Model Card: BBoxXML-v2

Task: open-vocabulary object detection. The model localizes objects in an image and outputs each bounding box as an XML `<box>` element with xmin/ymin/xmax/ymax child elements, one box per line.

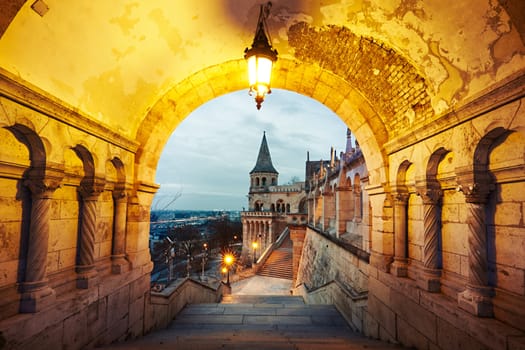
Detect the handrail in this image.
<box><xmin>307</xmin><ymin>224</ymin><xmax>370</xmax><ymax>263</ymax></box>
<box><xmin>255</xmin><ymin>227</ymin><xmax>289</xmax><ymax>267</ymax></box>
<box><xmin>297</xmin><ymin>279</ymin><xmax>368</xmax><ymax>301</ymax></box>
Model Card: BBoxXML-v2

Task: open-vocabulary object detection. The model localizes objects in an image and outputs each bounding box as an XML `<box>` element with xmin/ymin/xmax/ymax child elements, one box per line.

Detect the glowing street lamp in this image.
<box><xmin>244</xmin><ymin>1</ymin><xmax>278</xmax><ymax>110</ymax></box>
<box><xmin>252</xmin><ymin>241</ymin><xmax>258</xmax><ymax>264</ymax></box>
<box><xmin>223</xmin><ymin>253</ymin><xmax>235</xmax><ymax>286</ymax></box>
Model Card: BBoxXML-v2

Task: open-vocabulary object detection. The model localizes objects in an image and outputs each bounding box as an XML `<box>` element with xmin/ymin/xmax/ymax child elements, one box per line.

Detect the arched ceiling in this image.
<box><xmin>0</xmin><ymin>0</ymin><xmax>524</xmax><ymax>145</ymax></box>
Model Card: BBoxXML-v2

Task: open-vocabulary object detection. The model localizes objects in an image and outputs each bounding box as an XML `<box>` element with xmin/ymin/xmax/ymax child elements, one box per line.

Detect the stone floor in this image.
<box><xmin>99</xmin><ymin>276</ymin><xmax>405</xmax><ymax>349</ymax></box>
<box><xmin>231</xmin><ymin>275</ymin><xmax>292</xmax><ymax>295</ymax></box>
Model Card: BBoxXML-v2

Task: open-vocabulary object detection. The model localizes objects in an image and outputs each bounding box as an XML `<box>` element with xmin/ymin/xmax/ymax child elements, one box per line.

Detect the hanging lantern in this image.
<box><xmin>244</xmin><ymin>2</ymin><xmax>278</xmax><ymax>110</ymax></box>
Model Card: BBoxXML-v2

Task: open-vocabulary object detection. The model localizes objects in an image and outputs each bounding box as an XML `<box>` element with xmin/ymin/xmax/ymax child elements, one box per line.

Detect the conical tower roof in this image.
<box><xmin>250</xmin><ymin>132</ymin><xmax>278</xmax><ymax>174</ymax></box>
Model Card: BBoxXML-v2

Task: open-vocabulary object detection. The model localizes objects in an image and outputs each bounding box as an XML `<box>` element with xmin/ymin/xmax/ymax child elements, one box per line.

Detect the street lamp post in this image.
<box><xmin>223</xmin><ymin>253</ymin><xmax>234</xmax><ymax>286</ymax></box>
<box><xmin>201</xmin><ymin>243</ymin><xmax>208</xmax><ymax>280</ymax></box>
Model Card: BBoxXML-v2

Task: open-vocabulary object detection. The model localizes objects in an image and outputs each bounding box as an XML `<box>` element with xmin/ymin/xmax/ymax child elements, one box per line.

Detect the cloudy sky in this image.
<box><xmin>154</xmin><ymin>89</ymin><xmax>349</xmax><ymax>211</ymax></box>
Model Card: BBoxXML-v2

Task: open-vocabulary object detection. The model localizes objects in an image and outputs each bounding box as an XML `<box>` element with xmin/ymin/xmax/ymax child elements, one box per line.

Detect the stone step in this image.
<box><xmin>221</xmin><ymin>295</ymin><xmax>304</xmax><ymax>304</ymax></box>
<box><xmin>99</xmin><ymin>297</ymin><xmax>404</xmax><ymax>349</ymax></box>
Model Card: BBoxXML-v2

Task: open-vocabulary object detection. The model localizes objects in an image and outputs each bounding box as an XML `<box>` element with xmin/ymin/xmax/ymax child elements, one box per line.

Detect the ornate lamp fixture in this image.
<box><xmin>244</xmin><ymin>2</ymin><xmax>278</xmax><ymax>110</ymax></box>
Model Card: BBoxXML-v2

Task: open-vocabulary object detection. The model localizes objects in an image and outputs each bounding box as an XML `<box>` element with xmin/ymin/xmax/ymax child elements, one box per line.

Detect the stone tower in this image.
<box><xmin>249</xmin><ymin>131</ymin><xmax>279</xmax><ymax>210</ymax></box>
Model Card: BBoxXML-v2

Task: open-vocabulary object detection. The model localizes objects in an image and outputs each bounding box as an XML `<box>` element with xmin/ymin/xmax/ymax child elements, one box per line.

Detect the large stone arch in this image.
<box><xmin>135</xmin><ymin>58</ymin><xmax>392</xmax><ymax>189</ymax></box>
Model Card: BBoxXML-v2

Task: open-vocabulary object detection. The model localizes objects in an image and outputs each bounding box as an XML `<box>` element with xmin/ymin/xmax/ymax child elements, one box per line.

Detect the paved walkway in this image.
<box><xmin>101</xmin><ymin>294</ymin><xmax>404</xmax><ymax>350</ymax></box>
<box><xmin>231</xmin><ymin>275</ymin><xmax>292</xmax><ymax>295</ymax></box>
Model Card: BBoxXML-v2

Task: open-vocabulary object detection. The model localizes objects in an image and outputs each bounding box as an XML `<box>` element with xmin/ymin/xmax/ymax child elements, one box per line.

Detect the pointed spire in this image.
<box><xmin>345</xmin><ymin>128</ymin><xmax>353</xmax><ymax>154</ymax></box>
<box><xmin>250</xmin><ymin>131</ymin><xmax>278</xmax><ymax>174</ymax></box>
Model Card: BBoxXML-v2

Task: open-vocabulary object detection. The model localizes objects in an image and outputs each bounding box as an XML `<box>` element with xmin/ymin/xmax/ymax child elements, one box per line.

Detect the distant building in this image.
<box><xmin>240</xmin><ymin>132</ymin><xmax>307</xmax><ymax>264</ymax></box>
<box><xmin>241</xmin><ymin>129</ymin><xmax>369</xmax><ymax>263</ymax></box>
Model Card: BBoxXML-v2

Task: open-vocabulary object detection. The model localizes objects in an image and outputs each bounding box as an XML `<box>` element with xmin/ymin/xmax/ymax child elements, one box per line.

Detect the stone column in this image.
<box><xmin>322</xmin><ymin>191</ymin><xmax>335</xmax><ymax>234</ymax></box>
<box><xmin>354</xmin><ymin>185</ymin><xmax>362</xmax><ymax>222</ymax></box>
<box><xmin>20</xmin><ymin>173</ymin><xmax>62</xmax><ymax>313</ymax></box>
<box><xmin>289</xmin><ymin>225</ymin><xmax>306</xmax><ymax>283</ymax></box>
<box><xmin>336</xmin><ymin>187</ymin><xmax>353</xmax><ymax>237</ymax></box>
<box><xmin>417</xmin><ymin>185</ymin><xmax>442</xmax><ymax>292</ymax></box>
<box><xmin>457</xmin><ymin>182</ymin><xmax>494</xmax><ymax>317</ymax></box>
<box><xmin>391</xmin><ymin>192</ymin><xmax>409</xmax><ymax>277</ymax></box>
<box><xmin>76</xmin><ymin>179</ymin><xmax>104</xmax><ymax>289</ymax></box>
<box><xmin>111</xmin><ymin>189</ymin><xmax>128</xmax><ymax>274</ymax></box>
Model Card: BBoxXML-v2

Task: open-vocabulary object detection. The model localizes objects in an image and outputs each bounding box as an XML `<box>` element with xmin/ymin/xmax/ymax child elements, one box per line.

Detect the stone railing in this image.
<box><xmin>253</xmin><ymin>227</ymin><xmax>289</xmax><ymax>273</ymax></box>
<box><xmin>308</xmin><ymin>224</ymin><xmax>370</xmax><ymax>262</ymax></box>
<box><xmin>241</xmin><ymin>211</ymin><xmax>283</xmax><ymax>217</ymax></box>
<box><xmin>294</xmin><ymin>280</ymin><xmax>368</xmax><ymax>332</ymax></box>
<box><xmin>145</xmin><ymin>277</ymin><xmax>224</xmax><ymax>331</ymax></box>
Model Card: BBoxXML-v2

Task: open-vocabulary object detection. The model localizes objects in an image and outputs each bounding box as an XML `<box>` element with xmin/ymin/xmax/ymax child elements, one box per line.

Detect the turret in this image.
<box><xmin>249</xmin><ymin>132</ymin><xmax>279</xmax><ymax>194</ymax></box>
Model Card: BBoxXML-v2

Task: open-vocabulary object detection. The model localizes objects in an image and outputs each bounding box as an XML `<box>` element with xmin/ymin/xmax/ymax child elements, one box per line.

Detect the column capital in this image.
<box><xmin>417</xmin><ymin>187</ymin><xmax>442</xmax><ymax>205</ymax></box>
<box><xmin>393</xmin><ymin>191</ymin><xmax>409</xmax><ymax>204</ymax></box>
<box><xmin>112</xmin><ymin>188</ymin><xmax>128</xmax><ymax>201</ymax></box>
<box><xmin>455</xmin><ymin>168</ymin><xmax>494</xmax><ymax>203</ymax></box>
<box><xmin>24</xmin><ymin>167</ymin><xmax>64</xmax><ymax>198</ymax></box>
<box><xmin>457</xmin><ymin>182</ymin><xmax>493</xmax><ymax>203</ymax></box>
<box><xmin>78</xmin><ymin>177</ymin><xmax>105</xmax><ymax>200</ymax></box>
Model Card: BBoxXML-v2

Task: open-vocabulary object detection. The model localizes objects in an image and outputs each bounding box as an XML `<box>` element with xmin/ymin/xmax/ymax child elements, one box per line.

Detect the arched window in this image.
<box><xmin>272</xmin><ymin>177</ymin><xmax>276</xmax><ymax>185</ymax></box>
<box><xmin>262</xmin><ymin>177</ymin><xmax>267</xmax><ymax>186</ymax></box>
<box><xmin>286</xmin><ymin>203</ymin><xmax>290</xmax><ymax>213</ymax></box>
<box><xmin>256</xmin><ymin>177</ymin><xmax>260</xmax><ymax>186</ymax></box>
<box><xmin>276</xmin><ymin>199</ymin><xmax>284</xmax><ymax>213</ymax></box>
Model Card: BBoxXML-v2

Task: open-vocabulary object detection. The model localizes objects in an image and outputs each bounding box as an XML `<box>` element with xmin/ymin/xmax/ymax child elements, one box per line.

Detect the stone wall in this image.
<box><xmin>0</xmin><ymin>74</ymin><xmax>154</xmax><ymax>349</ymax></box>
<box><xmin>0</xmin><ymin>270</ymin><xmax>150</xmax><ymax>349</ymax></box>
<box><xmin>366</xmin><ymin>72</ymin><xmax>525</xmax><ymax>349</ymax></box>
<box><xmin>293</xmin><ymin>226</ymin><xmax>369</xmax><ymax>331</ymax></box>
<box><xmin>145</xmin><ymin>278</ymin><xmax>223</xmax><ymax>332</ymax></box>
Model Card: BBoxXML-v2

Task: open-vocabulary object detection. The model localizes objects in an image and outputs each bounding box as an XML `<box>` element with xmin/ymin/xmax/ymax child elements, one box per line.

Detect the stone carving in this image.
<box><xmin>457</xmin><ymin>179</ymin><xmax>494</xmax><ymax>316</ymax></box>
<box><xmin>20</xmin><ymin>175</ymin><xmax>62</xmax><ymax>313</ymax></box>
<box><xmin>466</xmin><ymin>202</ymin><xmax>489</xmax><ymax>286</ymax></box>
<box><xmin>76</xmin><ymin>178</ymin><xmax>105</xmax><ymax>288</ymax></box>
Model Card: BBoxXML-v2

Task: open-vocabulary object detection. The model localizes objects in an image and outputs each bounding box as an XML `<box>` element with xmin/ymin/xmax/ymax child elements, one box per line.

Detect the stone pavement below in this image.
<box><xmin>99</xmin><ymin>294</ymin><xmax>405</xmax><ymax>350</ymax></box>
<box><xmin>231</xmin><ymin>275</ymin><xmax>293</xmax><ymax>295</ymax></box>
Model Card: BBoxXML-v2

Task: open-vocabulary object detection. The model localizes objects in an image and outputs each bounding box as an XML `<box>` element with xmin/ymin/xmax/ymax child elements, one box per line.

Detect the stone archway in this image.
<box><xmin>135</xmin><ymin>58</ymin><xmax>394</xmax><ymax>188</ymax></box>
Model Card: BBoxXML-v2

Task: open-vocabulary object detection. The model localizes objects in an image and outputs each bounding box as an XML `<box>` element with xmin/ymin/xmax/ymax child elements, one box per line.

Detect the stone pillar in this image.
<box><xmin>308</xmin><ymin>196</ymin><xmax>314</xmax><ymax>225</ymax></box>
<box><xmin>354</xmin><ymin>185</ymin><xmax>362</xmax><ymax>222</ymax></box>
<box><xmin>457</xmin><ymin>182</ymin><xmax>494</xmax><ymax>317</ymax></box>
<box><xmin>111</xmin><ymin>189</ymin><xmax>129</xmax><ymax>274</ymax></box>
<box><xmin>417</xmin><ymin>185</ymin><xmax>442</xmax><ymax>292</ymax></box>
<box><xmin>336</xmin><ymin>187</ymin><xmax>353</xmax><ymax>237</ymax></box>
<box><xmin>323</xmin><ymin>191</ymin><xmax>335</xmax><ymax>234</ymax></box>
<box><xmin>289</xmin><ymin>225</ymin><xmax>306</xmax><ymax>283</ymax></box>
<box><xmin>20</xmin><ymin>170</ymin><xmax>63</xmax><ymax>313</ymax></box>
<box><xmin>315</xmin><ymin>195</ymin><xmax>323</xmax><ymax>228</ymax></box>
<box><xmin>391</xmin><ymin>192</ymin><xmax>409</xmax><ymax>277</ymax></box>
<box><xmin>76</xmin><ymin>179</ymin><xmax>104</xmax><ymax>289</ymax></box>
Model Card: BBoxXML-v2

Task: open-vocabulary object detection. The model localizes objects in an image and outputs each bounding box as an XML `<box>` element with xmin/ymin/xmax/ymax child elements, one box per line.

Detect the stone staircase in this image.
<box><xmin>257</xmin><ymin>235</ymin><xmax>293</xmax><ymax>280</ymax></box>
<box><xmin>100</xmin><ymin>295</ymin><xmax>404</xmax><ymax>349</ymax></box>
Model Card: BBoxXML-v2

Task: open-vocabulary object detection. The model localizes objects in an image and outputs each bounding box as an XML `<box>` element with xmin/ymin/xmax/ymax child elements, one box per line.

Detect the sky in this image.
<box><xmin>153</xmin><ymin>89</ymin><xmax>349</xmax><ymax>211</ymax></box>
